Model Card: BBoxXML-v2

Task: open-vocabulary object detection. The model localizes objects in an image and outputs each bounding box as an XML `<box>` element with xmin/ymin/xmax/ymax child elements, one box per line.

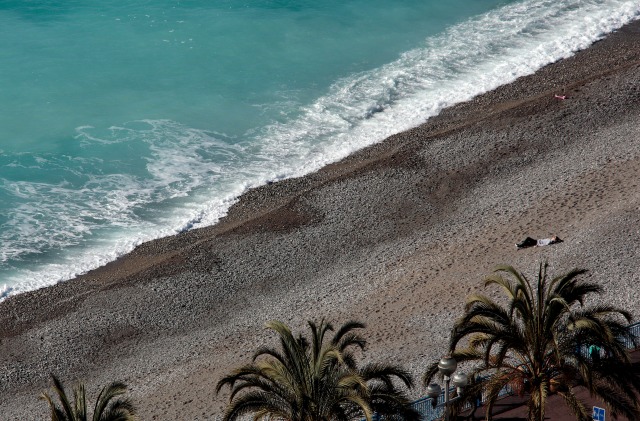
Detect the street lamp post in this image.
<box><xmin>426</xmin><ymin>356</ymin><xmax>468</xmax><ymax>421</ymax></box>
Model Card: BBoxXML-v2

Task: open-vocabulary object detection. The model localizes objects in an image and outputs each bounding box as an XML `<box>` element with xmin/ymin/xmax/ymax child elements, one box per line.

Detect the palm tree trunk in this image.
<box><xmin>527</xmin><ymin>383</ymin><xmax>546</xmax><ymax>421</ymax></box>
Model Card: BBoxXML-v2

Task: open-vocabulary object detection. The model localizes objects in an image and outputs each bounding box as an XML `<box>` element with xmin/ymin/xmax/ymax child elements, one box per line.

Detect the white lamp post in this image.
<box><xmin>426</xmin><ymin>356</ymin><xmax>468</xmax><ymax>421</ymax></box>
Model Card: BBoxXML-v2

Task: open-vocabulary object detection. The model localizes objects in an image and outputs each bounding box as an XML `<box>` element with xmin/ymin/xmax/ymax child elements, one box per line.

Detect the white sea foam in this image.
<box><xmin>1</xmin><ymin>0</ymin><xmax>638</xmax><ymax>299</ymax></box>
<box><xmin>250</xmin><ymin>0</ymin><xmax>640</xmax><ymax>185</ymax></box>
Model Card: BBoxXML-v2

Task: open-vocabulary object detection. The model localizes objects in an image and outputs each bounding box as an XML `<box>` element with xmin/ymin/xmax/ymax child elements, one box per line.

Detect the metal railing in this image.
<box><xmin>408</xmin><ymin>321</ymin><xmax>640</xmax><ymax>421</ymax></box>
<box><xmin>624</xmin><ymin>321</ymin><xmax>640</xmax><ymax>348</ymax></box>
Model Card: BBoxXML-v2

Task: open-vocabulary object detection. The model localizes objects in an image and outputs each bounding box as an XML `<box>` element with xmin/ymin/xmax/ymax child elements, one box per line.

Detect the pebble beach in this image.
<box><xmin>1</xmin><ymin>18</ymin><xmax>640</xmax><ymax>420</ymax></box>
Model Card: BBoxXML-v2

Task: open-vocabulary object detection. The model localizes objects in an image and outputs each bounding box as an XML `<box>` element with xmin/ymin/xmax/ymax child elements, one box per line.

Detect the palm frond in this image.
<box><xmin>480</xmin><ymin>371</ymin><xmax>513</xmax><ymax>416</ymax></box>
<box><xmin>332</xmin><ymin>320</ymin><xmax>366</xmax><ymax>348</ymax></box>
<box><xmin>309</xmin><ymin>319</ymin><xmax>332</xmax><ymax>365</ymax></box>
<box><xmin>265</xmin><ymin>320</ymin><xmax>308</xmax><ymax>390</ymax></box>
<box><xmin>97</xmin><ymin>398</ymin><xmax>137</xmax><ymax>421</ymax></box>
<box><xmin>50</xmin><ymin>375</ymin><xmax>76</xmax><ymax>420</ymax></box>
<box><xmin>74</xmin><ymin>382</ymin><xmax>87</xmax><ymax>421</ymax></box>
<box><xmin>251</xmin><ymin>346</ymin><xmax>286</xmax><ymax>365</ymax></box>
<box><xmin>221</xmin><ymin>390</ymin><xmax>289</xmax><ymax>421</ymax></box>
<box><xmin>590</xmin><ymin>381</ymin><xmax>640</xmax><ymax>420</ymax></box>
<box><xmin>93</xmin><ymin>381</ymin><xmax>129</xmax><ymax>421</ymax></box>
<box><xmin>367</xmin><ymin>384</ymin><xmax>421</xmax><ymax>421</ymax></box>
<box><xmin>40</xmin><ymin>391</ymin><xmax>68</xmax><ymax>421</ymax></box>
<box><xmin>557</xmin><ymin>389</ymin><xmax>590</xmax><ymax>421</ymax></box>
<box><xmin>360</xmin><ymin>363</ymin><xmax>414</xmax><ymax>389</ymax></box>
<box><xmin>422</xmin><ymin>360</ymin><xmax>441</xmax><ymax>386</ymax></box>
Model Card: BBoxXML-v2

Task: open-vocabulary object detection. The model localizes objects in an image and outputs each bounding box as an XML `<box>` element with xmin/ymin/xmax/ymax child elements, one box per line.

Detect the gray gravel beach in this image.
<box><xmin>1</xmin><ymin>19</ymin><xmax>640</xmax><ymax>420</ymax></box>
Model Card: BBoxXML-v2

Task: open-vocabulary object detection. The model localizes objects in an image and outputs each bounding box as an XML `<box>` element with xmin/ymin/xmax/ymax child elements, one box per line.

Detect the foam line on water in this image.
<box><xmin>248</xmin><ymin>0</ymin><xmax>640</xmax><ymax>182</ymax></box>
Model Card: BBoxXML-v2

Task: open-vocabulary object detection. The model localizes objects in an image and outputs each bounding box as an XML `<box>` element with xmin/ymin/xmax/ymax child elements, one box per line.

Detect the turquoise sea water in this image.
<box><xmin>1</xmin><ymin>0</ymin><xmax>638</xmax><ymax>297</ymax></box>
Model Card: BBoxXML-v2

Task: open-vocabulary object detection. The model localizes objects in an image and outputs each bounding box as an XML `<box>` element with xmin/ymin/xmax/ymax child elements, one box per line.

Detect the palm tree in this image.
<box><xmin>424</xmin><ymin>263</ymin><xmax>640</xmax><ymax>421</ymax></box>
<box><xmin>40</xmin><ymin>374</ymin><xmax>137</xmax><ymax>421</ymax></box>
<box><xmin>216</xmin><ymin>319</ymin><xmax>420</xmax><ymax>421</ymax></box>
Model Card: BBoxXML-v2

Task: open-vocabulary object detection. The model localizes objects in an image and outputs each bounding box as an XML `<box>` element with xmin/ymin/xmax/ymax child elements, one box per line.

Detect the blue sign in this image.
<box><xmin>593</xmin><ymin>406</ymin><xmax>605</xmax><ymax>421</ymax></box>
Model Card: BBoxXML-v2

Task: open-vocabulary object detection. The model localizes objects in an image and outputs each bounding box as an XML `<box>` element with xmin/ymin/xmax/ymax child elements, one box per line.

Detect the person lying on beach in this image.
<box><xmin>516</xmin><ymin>235</ymin><xmax>562</xmax><ymax>249</ymax></box>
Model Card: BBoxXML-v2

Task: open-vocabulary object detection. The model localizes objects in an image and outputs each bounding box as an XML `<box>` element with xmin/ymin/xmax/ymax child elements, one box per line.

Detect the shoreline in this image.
<box><xmin>2</xmin><ymin>19</ymin><xmax>640</xmax><ymax>419</ymax></box>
